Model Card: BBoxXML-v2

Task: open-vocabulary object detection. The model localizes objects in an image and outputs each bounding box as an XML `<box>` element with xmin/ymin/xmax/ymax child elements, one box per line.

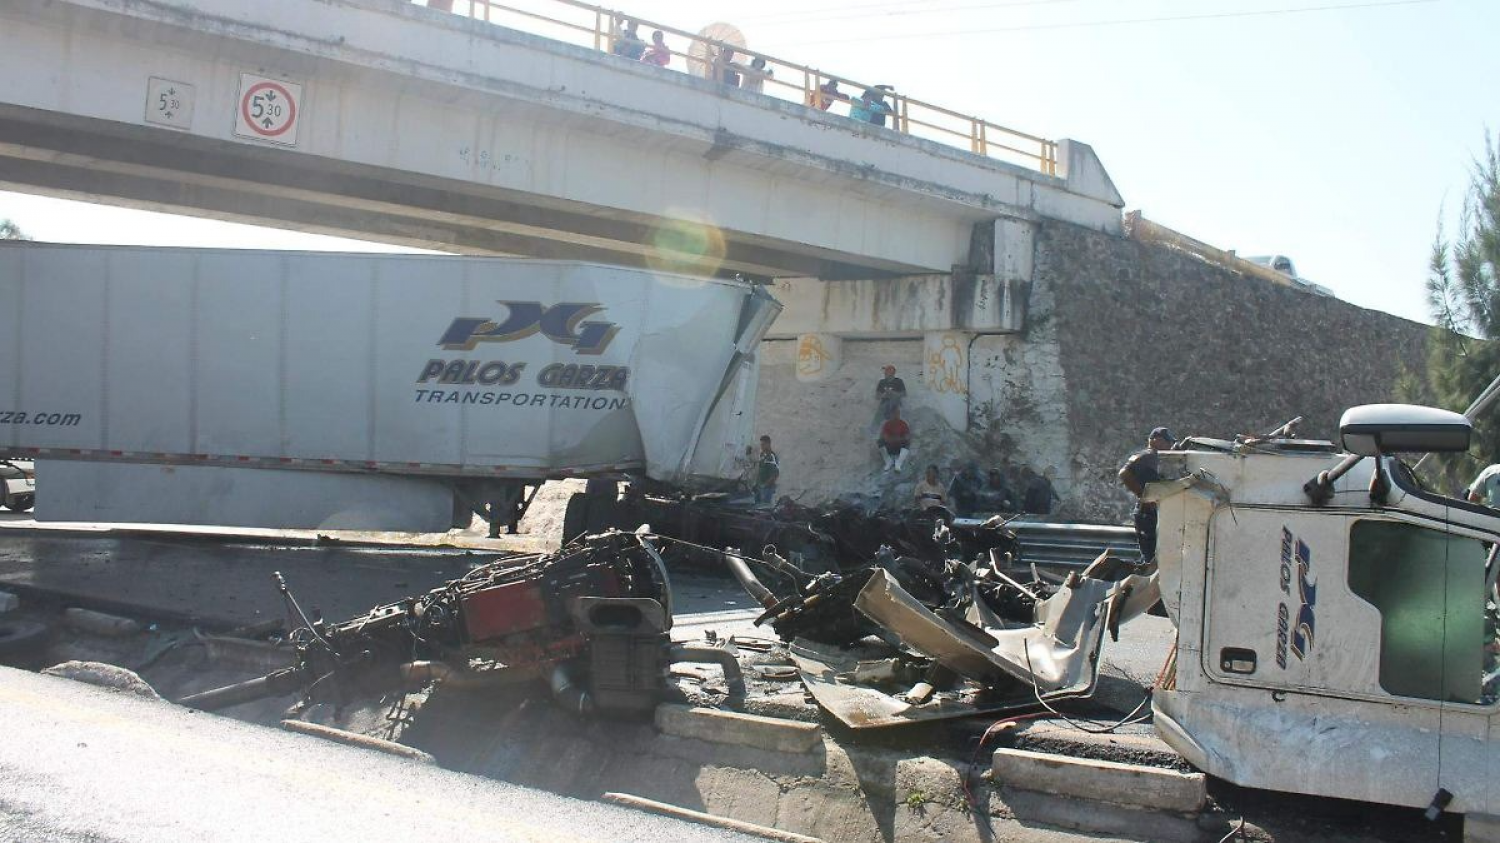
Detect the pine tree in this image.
<box><xmin>1407</xmin><ymin>135</ymin><xmax>1500</xmax><ymax>489</ymax></box>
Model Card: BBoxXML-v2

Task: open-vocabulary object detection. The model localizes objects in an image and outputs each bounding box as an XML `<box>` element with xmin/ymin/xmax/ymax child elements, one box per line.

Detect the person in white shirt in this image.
<box><xmin>913</xmin><ymin>465</ymin><xmax>947</xmax><ymax>511</ymax></box>
<box><xmin>1466</xmin><ymin>464</ymin><xmax>1500</xmax><ymax>506</ymax></box>
<box><xmin>740</xmin><ymin>57</ymin><xmax>773</xmax><ymax>93</ymax></box>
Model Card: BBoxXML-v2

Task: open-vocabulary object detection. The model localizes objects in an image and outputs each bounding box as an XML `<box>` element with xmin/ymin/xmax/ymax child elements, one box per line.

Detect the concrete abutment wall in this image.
<box><xmin>753</xmin><ymin>219</ymin><xmax>1430</xmax><ymax>521</ymax></box>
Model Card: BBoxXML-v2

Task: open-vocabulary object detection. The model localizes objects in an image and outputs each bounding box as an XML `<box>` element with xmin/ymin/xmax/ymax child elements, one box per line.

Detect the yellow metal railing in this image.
<box><xmin>422</xmin><ymin>0</ymin><xmax>1059</xmax><ymax>176</ymax></box>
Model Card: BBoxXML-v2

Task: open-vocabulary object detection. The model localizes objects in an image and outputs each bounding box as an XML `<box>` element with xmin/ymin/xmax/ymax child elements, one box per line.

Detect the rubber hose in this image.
<box><xmin>669</xmin><ymin>643</ymin><xmax>746</xmax><ymax>699</ymax></box>
<box><xmin>725</xmin><ymin>550</ymin><xmax>777</xmax><ymax>610</ymax></box>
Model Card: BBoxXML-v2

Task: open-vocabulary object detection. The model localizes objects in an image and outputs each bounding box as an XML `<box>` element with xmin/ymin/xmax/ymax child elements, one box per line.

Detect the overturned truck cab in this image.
<box><xmin>1150</xmin><ymin>404</ymin><xmax>1500</xmax><ymax>818</ymax></box>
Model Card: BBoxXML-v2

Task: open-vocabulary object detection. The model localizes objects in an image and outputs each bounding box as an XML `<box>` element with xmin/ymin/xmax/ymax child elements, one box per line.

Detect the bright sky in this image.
<box><xmin>2</xmin><ymin>0</ymin><xmax>1494</xmax><ymax>324</ymax></box>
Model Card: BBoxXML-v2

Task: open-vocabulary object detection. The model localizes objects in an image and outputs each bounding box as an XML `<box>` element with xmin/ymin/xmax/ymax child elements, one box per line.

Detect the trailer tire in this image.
<box><xmin>562</xmin><ymin>493</ymin><xmax>590</xmax><ymax>545</ymax></box>
<box><xmin>5</xmin><ymin>493</ymin><xmax>34</xmax><ymax>513</ymax></box>
<box><xmin>585</xmin><ymin>496</ymin><xmax>618</xmax><ymax>535</ymax></box>
<box><xmin>0</xmin><ymin>619</ymin><xmax>49</xmax><ymax>663</ymax></box>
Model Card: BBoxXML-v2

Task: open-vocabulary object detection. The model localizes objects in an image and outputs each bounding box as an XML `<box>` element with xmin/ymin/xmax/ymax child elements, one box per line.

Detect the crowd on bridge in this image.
<box><xmin>606</xmin><ymin>17</ymin><xmax>898</xmax><ymax>127</ymax></box>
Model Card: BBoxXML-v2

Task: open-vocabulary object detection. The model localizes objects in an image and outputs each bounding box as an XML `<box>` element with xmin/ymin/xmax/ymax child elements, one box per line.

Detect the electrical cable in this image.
<box><xmin>960</xmin><ymin>711</ymin><xmax>1052</xmax><ymax>832</ymax></box>
<box><xmin>1218</xmin><ymin>817</ymin><xmax>1247</xmax><ymax>843</ymax></box>
<box><xmin>645</xmin><ymin>531</ymin><xmax>817</xmax><ymax>581</ymax></box>
<box><xmin>1022</xmin><ymin>639</ymin><xmax>1156</xmax><ymax>733</ymax></box>
<box><xmin>782</xmin><ymin>0</ymin><xmax>1441</xmax><ymax>46</ymax></box>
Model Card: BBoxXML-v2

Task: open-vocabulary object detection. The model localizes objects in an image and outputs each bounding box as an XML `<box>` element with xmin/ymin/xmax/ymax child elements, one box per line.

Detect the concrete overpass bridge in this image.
<box><xmin>0</xmin><ymin>0</ymin><xmax>1122</xmax><ymax>289</ymax></box>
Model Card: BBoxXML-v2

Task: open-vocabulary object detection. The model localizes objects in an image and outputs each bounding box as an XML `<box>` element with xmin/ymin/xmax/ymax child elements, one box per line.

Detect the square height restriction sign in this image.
<box><xmin>233</xmin><ymin>73</ymin><xmax>302</xmax><ymax>146</ymax></box>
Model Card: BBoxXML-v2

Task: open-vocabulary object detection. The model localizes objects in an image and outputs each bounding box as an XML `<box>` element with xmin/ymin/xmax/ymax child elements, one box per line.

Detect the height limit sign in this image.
<box><xmin>234</xmin><ymin>73</ymin><xmax>302</xmax><ymax>146</ymax></box>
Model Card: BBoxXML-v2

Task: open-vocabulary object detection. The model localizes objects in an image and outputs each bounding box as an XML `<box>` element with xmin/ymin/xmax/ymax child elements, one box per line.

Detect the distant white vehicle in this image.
<box><xmin>1245</xmin><ymin>254</ymin><xmax>1335</xmax><ymax>298</ymax></box>
<box><xmin>0</xmin><ymin>460</ymin><xmax>34</xmax><ymax>512</ymax></box>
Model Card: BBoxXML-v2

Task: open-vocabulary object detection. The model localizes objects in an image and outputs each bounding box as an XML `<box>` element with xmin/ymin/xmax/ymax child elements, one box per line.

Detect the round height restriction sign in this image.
<box><xmin>240</xmin><ymin>81</ymin><xmax>296</xmax><ymax>137</ymax></box>
<box><xmin>233</xmin><ymin>74</ymin><xmax>303</xmax><ymax>146</ymax></box>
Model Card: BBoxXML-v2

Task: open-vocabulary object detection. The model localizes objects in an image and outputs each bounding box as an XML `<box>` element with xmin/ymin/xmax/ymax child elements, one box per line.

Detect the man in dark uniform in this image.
<box><xmin>753</xmin><ymin>434</ymin><xmax>780</xmax><ymax>505</ymax></box>
<box><xmin>976</xmin><ymin>468</ymin><xmax>1017</xmax><ymax>512</ymax></box>
<box><xmin>1119</xmin><ymin>427</ymin><xmax>1175</xmax><ymax>562</ymax></box>
<box><xmin>875</xmin><ymin>364</ymin><xmax>906</xmax><ymax>416</ymax></box>
<box><xmin>1020</xmin><ymin>466</ymin><xmax>1060</xmax><ymax>515</ymax></box>
<box><xmin>948</xmin><ymin>462</ymin><xmax>985</xmax><ymax>516</ymax></box>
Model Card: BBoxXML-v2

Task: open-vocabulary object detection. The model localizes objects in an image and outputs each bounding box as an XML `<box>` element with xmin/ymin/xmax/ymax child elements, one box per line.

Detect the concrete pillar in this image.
<box><xmin>923</xmin><ymin>331</ymin><xmax>971</xmax><ymax>430</ymax></box>
<box><xmin>795</xmin><ymin>333</ymin><xmax>842</xmax><ymax>382</ymax></box>
<box><xmin>993</xmin><ymin>218</ymin><xmax>1036</xmax><ymax>282</ymax></box>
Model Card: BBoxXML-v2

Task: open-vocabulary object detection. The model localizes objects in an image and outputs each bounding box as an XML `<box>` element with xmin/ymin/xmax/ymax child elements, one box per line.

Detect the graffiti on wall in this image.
<box><xmin>926</xmin><ymin>334</ymin><xmax>967</xmax><ymax>395</ymax></box>
<box><xmin>796</xmin><ymin>333</ymin><xmax>841</xmax><ymax>382</ymax></box>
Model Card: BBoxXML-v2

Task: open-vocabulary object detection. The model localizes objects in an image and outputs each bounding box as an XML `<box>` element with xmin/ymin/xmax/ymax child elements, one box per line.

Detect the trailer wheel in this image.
<box><xmin>0</xmin><ymin>619</ymin><xmax>49</xmax><ymax>663</ymax></box>
<box><xmin>4</xmin><ymin>493</ymin><xmax>34</xmax><ymax>513</ymax></box>
<box><xmin>562</xmin><ymin>493</ymin><xmax>590</xmax><ymax>546</ymax></box>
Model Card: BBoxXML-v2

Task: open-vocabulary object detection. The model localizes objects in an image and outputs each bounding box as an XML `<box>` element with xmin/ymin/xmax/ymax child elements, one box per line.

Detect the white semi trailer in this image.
<box><xmin>0</xmin><ymin>244</ymin><xmax>779</xmax><ymax>532</ymax></box>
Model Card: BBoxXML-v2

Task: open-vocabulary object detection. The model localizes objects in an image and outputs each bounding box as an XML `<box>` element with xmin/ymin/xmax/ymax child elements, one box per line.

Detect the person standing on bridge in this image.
<box><xmin>850</xmin><ymin>87</ymin><xmax>893</xmax><ymax>127</ymax></box>
<box><xmin>741</xmin><ymin>57</ymin><xmax>773</xmax><ymax>94</ymax></box>
<box><xmin>641</xmin><ymin>31</ymin><xmax>672</xmax><ymax>67</ymax></box>
<box><xmin>1119</xmin><ymin>427</ymin><xmax>1175</xmax><ymax>562</ymax></box>
<box><xmin>613</xmin><ymin>19</ymin><xmax>647</xmax><ymax>60</ymax></box>
<box><xmin>867</xmin><ymin>85</ymin><xmax>895</xmax><ymax>127</ymax></box>
<box><xmin>807</xmin><ymin>78</ymin><xmax>842</xmax><ymax>111</ymax></box>
<box><xmin>713</xmin><ymin>46</ymin><xmax>742</xmax><ymax>88</ymax></box>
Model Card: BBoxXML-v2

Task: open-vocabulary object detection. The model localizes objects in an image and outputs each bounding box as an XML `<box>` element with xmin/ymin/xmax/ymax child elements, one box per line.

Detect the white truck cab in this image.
<box><xmin>1149</xmin><ymin>405</ymin><xmax>1496</xmax><ymax>817</ymax></box>
<box><xmin>0</xmin><ymin>459</ymin><xmax>34</xmax><ymax>512</ymax></box>
<box><xmin>1245</xmin><ymin>254</ymin><xmax>1336</xmax><ymax>298</ymax></box>
<box><xmin>1246</xmin><ymin>254</ymin><xmax>1298</xmax><ymax>278</ymax></box>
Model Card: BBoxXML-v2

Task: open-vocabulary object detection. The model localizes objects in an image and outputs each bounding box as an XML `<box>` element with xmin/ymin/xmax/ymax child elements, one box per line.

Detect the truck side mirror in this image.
<box><xmin>1339</xmin><ymin>404</ymin><xmax>1471</xmax><ymax>457</ymax></box>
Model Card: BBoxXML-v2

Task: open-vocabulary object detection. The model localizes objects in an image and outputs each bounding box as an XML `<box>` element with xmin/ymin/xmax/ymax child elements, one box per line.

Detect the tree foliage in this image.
<box><xmin>0</xmin><ymin>219</ymin><xmax>28</xmax><ymax>240</ymax></box>
<box><xmin>1406</xmin><ymin>135</ymin><xmax>1500</xmax><ymax>488</ymax></box>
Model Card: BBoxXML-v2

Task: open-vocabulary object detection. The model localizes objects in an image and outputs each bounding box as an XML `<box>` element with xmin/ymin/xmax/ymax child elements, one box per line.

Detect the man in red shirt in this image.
<box><xmin>878</xmin><ymin>406</ymin><xmax>911</xmax><ymax>472</ymax></box>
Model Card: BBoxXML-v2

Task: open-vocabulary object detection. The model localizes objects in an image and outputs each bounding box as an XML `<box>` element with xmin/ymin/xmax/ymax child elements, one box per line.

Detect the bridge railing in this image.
<box><xmin>422</xmin><ymin>0</ymin><xmax>1059</xmax><ymax>176</ymax></box>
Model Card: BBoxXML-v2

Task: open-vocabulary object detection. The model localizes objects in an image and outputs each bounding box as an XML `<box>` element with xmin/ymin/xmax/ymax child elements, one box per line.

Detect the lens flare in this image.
<box><xmin>645</xmin><ymin>213</ymin><xmax>726</xmax><ymax>281</ymax></box>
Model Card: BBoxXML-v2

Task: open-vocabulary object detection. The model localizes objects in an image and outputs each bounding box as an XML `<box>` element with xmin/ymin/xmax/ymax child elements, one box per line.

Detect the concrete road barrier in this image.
<box><xmin>1467</xmin><ymin>813</ymin><xmax>1500</xmax><ymax>843</ymax></box>
<box><xmin>281</xmin><ymin>719</ymin><xmax>435</xmax><ymax>765</ymax></box>
<box><xmin>655</xmin><ymin>704</ymin><xmax>823</xmax><ymax>754</ymax></box>
<box><xmin>63</xmin><ymin>607</ymin><xmax>141</xmax><ymax>637</ymax></box>
<box><xmin>992</xmin><ymin>747</ymin><xmax>1206</xmax><ymax>814</ymax></box>
<box><xmin>603</xmin><ymin>792</ymin><xmax>825</xmax><ymax>843</ymax></box>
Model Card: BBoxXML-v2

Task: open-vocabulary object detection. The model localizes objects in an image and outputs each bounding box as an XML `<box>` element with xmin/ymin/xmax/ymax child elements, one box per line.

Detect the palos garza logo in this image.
<box><xmin>438</xmin><ymin>302</ymin><xmax>620</xmax><ymax>355</ymax></box>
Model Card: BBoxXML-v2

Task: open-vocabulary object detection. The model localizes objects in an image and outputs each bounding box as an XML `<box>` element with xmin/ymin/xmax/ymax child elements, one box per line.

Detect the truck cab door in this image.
<box><xmin>1201</xmin><ymin>504</ymin><xmax>1497</xmax><ymax>811</ymax></box>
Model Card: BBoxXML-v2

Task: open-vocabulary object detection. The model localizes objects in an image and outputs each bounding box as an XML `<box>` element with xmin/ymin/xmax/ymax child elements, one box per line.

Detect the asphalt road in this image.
<box><xmin>0</xmin><ymin>522</ymin><xmax>507</xmax><ymax>628</ymax></box>
<box><xmin>0</xmin><ymin>667</ymin><xmax>757</xmax><ymax>843</ymax></box>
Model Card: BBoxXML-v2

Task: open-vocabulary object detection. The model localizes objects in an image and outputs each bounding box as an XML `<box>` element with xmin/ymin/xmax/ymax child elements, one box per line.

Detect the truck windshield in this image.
<box><xmin>1347</xmin><ymin>519</ymin><xmax>1494</xmax><ymax>705</ymax></box>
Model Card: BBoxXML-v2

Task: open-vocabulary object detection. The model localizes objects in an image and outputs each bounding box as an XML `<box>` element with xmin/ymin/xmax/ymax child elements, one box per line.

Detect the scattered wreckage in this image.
<box><xmin>724</xmin><ymin>517</ymin><xmax>1159</xmax><ymax>729</ymax></box>
<box><xmin>180</xmin><ymin>509</ymin><xmax>1149</xmax><ymax>736</ymax></box>
<box><xmin>182</xmin><ymin>530</ymin><xmax>742</xmax><ymax>716</ymax></box>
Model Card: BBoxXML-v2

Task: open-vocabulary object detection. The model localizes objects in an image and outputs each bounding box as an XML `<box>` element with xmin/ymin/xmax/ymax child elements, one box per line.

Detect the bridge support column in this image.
<box><xmin>957</xmin><ymin>217</ymin><xmax>1035</xmax><ymax>338</ymax></box>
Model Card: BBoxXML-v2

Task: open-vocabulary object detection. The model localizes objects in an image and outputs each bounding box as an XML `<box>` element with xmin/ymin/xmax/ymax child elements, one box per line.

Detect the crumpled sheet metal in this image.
<box><xmin>854</xmin><ymin>569</ymin><xmax>1157</xmax><ymax>696</ymax></box>
<box><xmin>787</xmin><ymin>639</ymin><xmax>1031</xmax><ymax>729</ymax></box>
